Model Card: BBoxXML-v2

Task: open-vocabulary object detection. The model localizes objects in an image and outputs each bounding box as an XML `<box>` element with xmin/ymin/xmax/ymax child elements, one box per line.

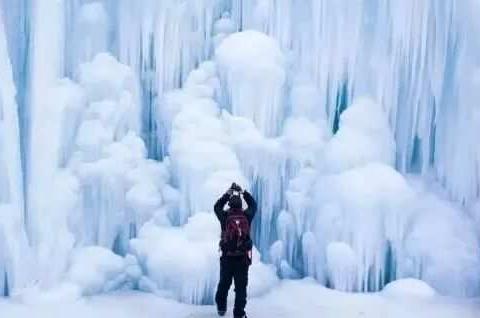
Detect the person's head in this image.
<box><xmin>228</xmin><ymin>194</ymin><xmax>242</xmax><ymax>209</ymax></box>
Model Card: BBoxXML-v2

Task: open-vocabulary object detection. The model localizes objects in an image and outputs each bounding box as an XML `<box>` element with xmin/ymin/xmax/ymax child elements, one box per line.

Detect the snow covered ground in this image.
<box><xmin>1</xmin><ymin>280</ymin><xmax>478</xmax><ymax>318</ymax></box>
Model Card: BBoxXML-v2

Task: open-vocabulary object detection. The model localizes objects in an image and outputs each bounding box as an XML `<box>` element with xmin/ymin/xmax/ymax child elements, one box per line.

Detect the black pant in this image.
<box><xmin>215</xmin><ymin>256</ymin><xmax>249</xmax><ymax>317</ymax></box>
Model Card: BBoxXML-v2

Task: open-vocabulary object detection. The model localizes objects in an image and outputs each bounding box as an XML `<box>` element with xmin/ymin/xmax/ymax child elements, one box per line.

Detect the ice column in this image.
<box><xmin>0</xmin><ymin>10</ymin><xmax>30</xmax><ymax>296</ymax></box>
<box><xmin>161</xmin><ymin>61</ymin><xmax>247</xmax><ymax>224</ymax></box>
<box><xmin>116</xmin><ymin>0</ymin><xmax>224</xmax><ymax>158</ymax></box>
<box><xmin>215</xmin><ymin>30</ymin><xmax>288</xmax><ymax>255</ymax></box>
<box><xmin>70</xmin><ymin>2</ymin><xmax>109</xmax><ymax>69</ymax></box>
<box><xmin>25</xmin><ymin>0</ymin><xmax>69</xmax><ymax>287</ymax></box>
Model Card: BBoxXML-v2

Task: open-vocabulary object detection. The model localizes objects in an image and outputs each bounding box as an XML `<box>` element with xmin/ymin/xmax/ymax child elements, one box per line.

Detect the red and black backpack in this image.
<box><xmin>220</xmin><ymin>209</ymin><xmax>252</xmax><ymax>256</ymax></box>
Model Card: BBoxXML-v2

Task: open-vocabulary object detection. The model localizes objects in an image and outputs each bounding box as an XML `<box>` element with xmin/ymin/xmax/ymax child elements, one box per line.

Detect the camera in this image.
<box><xmin>228</xmin><ymin>183</ymin><xmax>243</xmax><ymax>196</ymax></box>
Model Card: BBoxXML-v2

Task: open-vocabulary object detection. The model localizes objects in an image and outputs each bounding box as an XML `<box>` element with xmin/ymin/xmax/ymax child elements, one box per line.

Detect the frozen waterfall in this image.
<box><xmin>0</xmin><ymin>0</ymin><xmax>479</xmax><ymax>302</ymax></box>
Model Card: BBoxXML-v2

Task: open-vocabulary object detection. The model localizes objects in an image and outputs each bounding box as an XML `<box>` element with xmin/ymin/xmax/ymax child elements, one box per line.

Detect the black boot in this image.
<box><xmin>217</xmin><ymin>309</ymin><xmax>226</xmax><ymax>317</ymax></box>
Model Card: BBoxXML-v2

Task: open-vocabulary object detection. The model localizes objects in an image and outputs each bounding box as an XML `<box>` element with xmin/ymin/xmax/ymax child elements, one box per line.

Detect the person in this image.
<box><xmin>214</xmin><ymin>182</ymin><xmax>257</xmax><ymax>318</ymax></box>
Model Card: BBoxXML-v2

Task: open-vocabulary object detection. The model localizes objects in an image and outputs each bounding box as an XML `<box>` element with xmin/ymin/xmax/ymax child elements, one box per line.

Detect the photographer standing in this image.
<box><xmin>214</xmin><ymin>183</ymin><xmax>257</xmax><ymax>318</ymax></box>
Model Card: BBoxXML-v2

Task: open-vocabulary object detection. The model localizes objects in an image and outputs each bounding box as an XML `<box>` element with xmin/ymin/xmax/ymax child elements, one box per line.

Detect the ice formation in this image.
<box><xmin>382</xmin><ymin>278</ymin><xmax>437</xmax><ymax>299</ymax></box>
<box><xmin>0</xmin><ymin>0</ymin><xmax>479</xmax><ymax>303</ymax></box>
<box><xmin>216</xmin><ymin>30</ymin><xmax>286</xmax><ymax>137</ymax></box>
<box><xmin>0</xmin><ymin>8</ymin><xmax>29</xmax><ymax>297</ymax></box>
<box><xmin>130</xmin><ymin>213</ymin><xmax>278</xmax><ymax>304</ymax></box>
<box><xmin>65</xmin><ymin>246</ymin><xmax>141</xmax><ymax>296</ymax></box>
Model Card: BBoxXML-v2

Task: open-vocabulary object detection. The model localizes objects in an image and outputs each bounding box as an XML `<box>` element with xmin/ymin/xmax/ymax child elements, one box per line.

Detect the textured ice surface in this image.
<box><xmin>382</xmin><ymin>279</ymin><xmax>436</xmax><ymax>299</ymax></box>
<box><xmin>65</xmin><ymin>246</ymin><xmax>141</xmax><ymax>296</ymax></box>
<box><xmin>0</xmin><ymin>0</ymin><xmax>479</xmax><ymax>304</ymax></box>
<box><xmin>216</xmin><ymin>30</ymin><xmax>286</xmax><ymax>137</ymax></box>
<box><xmin>130</xmin><ymin>213</ymin><xmax>278</xmax><ymax>304</ymax></box>
<box><xmin>0</xmin><ymin>8</ymin><xmax>29</xmax><ymax>297</ymax></box>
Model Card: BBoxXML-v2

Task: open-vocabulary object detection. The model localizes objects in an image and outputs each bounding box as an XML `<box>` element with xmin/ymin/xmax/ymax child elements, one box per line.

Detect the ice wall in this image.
<box><xmin>0</xmin><ymin>1</ymin><xmax>27</xmax><ymax>106</ymax></box>
<box><xmin>0</xmin><ymin>7</ymin><xmax>30</xmax><ymax>297</ymax></box>
<box><xmin>27</xmin><ymin>0</ymin><xmax>66</xmax><ymax>250</ymax></box>
<box><xmin>134</xmin><ymin>61</ymin><xmax>278</xmax><ymax>303</ymax></box>
<box><xmin>70</xmin><ymin>2</ymin><xmax>109</xmax><ymax>69</ymax></box>
<box><xmin>161</xmin><ymin>61</ymin><xmax>247</xmax><ymax>225</ymax></box>
<box><xmin>215</xmin><ymin>30</ymin><xmax>288</xmax><ymax>254</ymax></box>
<box><xmin>216</xmin><ymin>30</ymin><xmax>286</xmax><ymax>137</ymax></box>
<box><xmin>0</xmin><ymin>0</ymin><xmax>479</xmax><ymax>300</ymax></box>
<box><xmin>115</xmin><ymin>0</ymin><xmax>226</xmax><ymax>158</ymax></box>
<box><xmin>232</xmin><ymin>0</ymin><xmax>480</xmax><ymax>206</ymax></box>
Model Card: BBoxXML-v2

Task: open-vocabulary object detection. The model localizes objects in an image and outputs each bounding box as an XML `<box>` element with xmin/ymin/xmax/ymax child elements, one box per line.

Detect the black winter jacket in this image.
<box><xmin>214</xmin><ymin>190</ymin><xmax>257</xmax><ymax>231</ymax></box>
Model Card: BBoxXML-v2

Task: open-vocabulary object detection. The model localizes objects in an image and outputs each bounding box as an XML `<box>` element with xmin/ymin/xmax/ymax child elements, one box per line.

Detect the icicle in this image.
<box><xmin>27</xmin><ymin>0</ymin><xmax>66</xmax><ymax>248</ymax></box>
<box><xmin>114</xmin><ymin>0</ymin><xmax>224</xmax><ymax>158</ymax></box>
<box><xmin>72</xmin><ymin>2</ymin><xmax>109</xmax><ymax>68</ymax></box>
<box><xmin>0</xmin><ymin>9</ymin><xmax>30</xmax><ymax>295</ymax></box>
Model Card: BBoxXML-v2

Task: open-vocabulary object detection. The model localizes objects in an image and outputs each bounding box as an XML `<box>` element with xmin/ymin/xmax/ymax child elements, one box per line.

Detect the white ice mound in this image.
<box><xmin>310</xmin><ymin>165</ymin><xmax>480</xmax><ymax>296</ymax></box>
<box><xmin>130</xmin><ymin>213</ymin><xmax>219</xmax><ymax>304</ymax></box>
<box><xmin>322</xmin><ymin>97</ymin><xmax>395</xmax><ymax>173</ymax></box>
<box><xmin>35</xmin><ymin>53</ymin><xmax>174</xmax><ymax>264</ymax></box>
<box><xmin>78</xmin><ymin>53</ymin><xmax>137</xmax><ymax>103</ymax></box>
<box><xmin>326</xmin><ymin>242</ymin><xmax>357</xmax><ymax>292</ymax></box>
<box><xmin>216</xmin><ymin>30</ymin><xmax>285</xmax><ymax>76</ymax></box>
<box><xmin>249</xmin><ymin>257</ymin><xmax>280</xmax><ymax>297</ymax></box>
<box><xmin>403</xmin><ymin>190</ymin><xmax>480</xmax><ymax>297</ymax></box>
<box><xmin>311</xmin><ymin>163</ymin><xmax>416</xmax><ymax>291</ymax></box>
<box><xmin>130</xmin><ymin>213</ymin><xmax>278</xmax><ymax>305</ymax></box>
<box><xmin>160</xmin><ymin>61</ymin><xmax>247</xmax><ymax>224</ymax></box>
<box><xmin>383</xmin><ymin>279</ymin><xmax>437</xmax><ymax>298</ymax></box>
<box><xmin>65</xmin><ymin>246</ymin><xmax>141</xmax><ymax>296</ymax></box>
<box><xmin>216</xmin><ymin>30</ymin><xmax>286</xmax><ymax>136</ymax></box>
